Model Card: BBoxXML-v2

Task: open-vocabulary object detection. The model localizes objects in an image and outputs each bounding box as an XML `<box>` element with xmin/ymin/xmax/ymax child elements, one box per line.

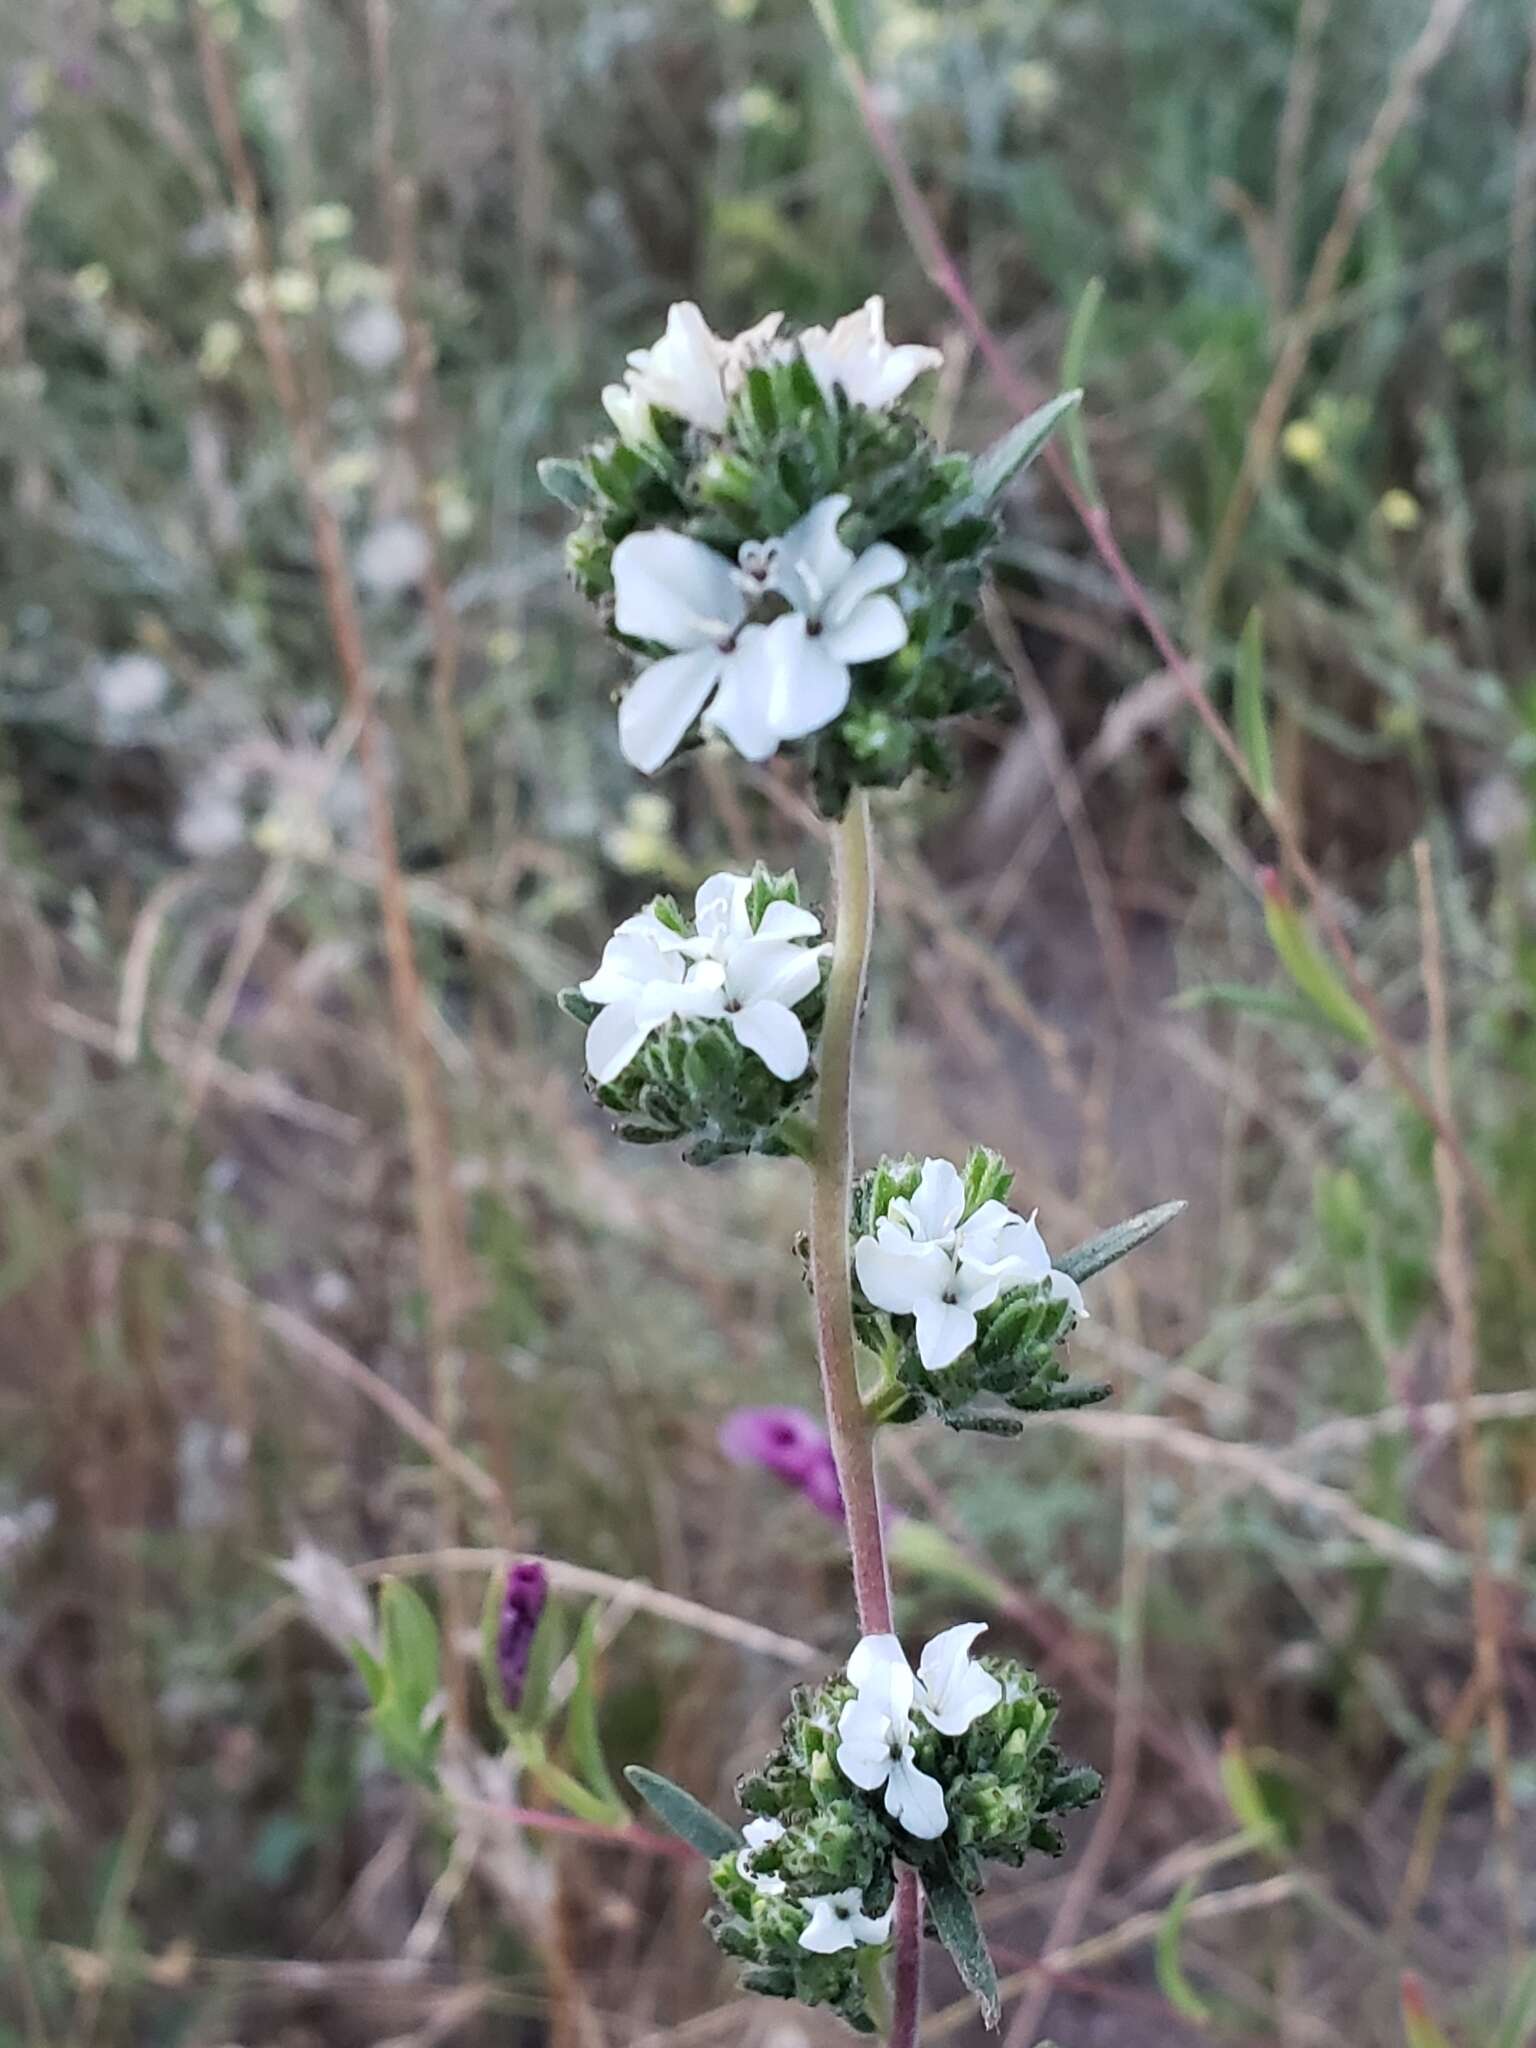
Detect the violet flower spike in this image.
<box><xmin>719</xmin><ymin>1406</ymin><xmax>844</xmax><ymax>1523</ymax></box>
<box><xmin>497</xmin><ymin>1559</ymin><xmax>549</xmax><ymax>1712</ymax></box>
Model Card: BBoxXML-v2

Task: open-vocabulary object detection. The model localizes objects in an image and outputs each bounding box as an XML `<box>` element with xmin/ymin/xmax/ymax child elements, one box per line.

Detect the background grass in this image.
<box><xmin>1</xmin><ymin>0</ymin><xmax>1534</xmax><ymax>2043</ymax></box>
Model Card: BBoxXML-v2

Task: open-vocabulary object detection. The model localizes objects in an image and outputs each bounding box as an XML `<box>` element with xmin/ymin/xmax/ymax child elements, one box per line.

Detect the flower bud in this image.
<box><xmin>495</xmin><ymin>1560</ymin><xmax>548</xmax><ymax>1712</ymax></box>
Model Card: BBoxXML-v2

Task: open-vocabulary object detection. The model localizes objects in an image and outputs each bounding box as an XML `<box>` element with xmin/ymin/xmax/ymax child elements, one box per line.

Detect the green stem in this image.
<box><xmin>806</xmin><ymin>794</ymin><xmax>922</xmax><ymax>2046</ymax></box>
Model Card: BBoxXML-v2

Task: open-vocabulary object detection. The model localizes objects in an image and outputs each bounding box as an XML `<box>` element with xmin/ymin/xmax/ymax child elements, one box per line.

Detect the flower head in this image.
<box><xmin>611</xmin><ymin>499</ymin><xmax>907</xmax><ymax>774</ymax></box>
<box><xmin>496</xmin><ymin>1560</ymin><xmax>549</xmax><ymax>1712</ymax></box>
<box><xmin>798</xmin><ymin>295</ymin><xmax>943</xmax><ymax>412</ymax></box>
<box><xmin>719</xmin><ymin>1405</ymin><xmax>843</xmax><ymax>1523</ymax></box>
<box><xmin>797</xmin><ymin>1886</ymin><xmax>895</xmax><ymax>1953</ymax></box>
<box><xmin>833</xmin><ymin>1624</ymin><xmax>1002</xmax><ymax>1840</ymax></box>
<box><xmin>854</xmin><ymin>1157</ymin><xmax>1085</xmax><ymax>1375</ymax></box>
<box><xmin>611</xmin><ymin>301</ymin><xmax>784</xmax><ymax>436</ymax></box>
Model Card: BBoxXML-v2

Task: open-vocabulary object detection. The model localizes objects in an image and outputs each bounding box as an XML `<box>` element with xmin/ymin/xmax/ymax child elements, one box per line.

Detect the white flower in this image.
<box><xmin>616</xmin><ymin>301</ymin><xmax>784</xmax><ymax>435</ymax></box>
<box><xmin>601</xmin><ymin>379</ymin><xmax>654</xmax><ymax>446</ymax></box>
<box><xmin>337</xmin><ymin>299</ymin><xmax>404</xmax><ymax>373</ymax></box>
<box><xmin>356</xmin><ymin>516</ymin><xmax>429</xmax><ymax>594</ymax></box>
<box><xmin>797</xmin><ymin>1886</ymin><xmax>895</xmax><ymax>1954</ymax></box>
<box><xmin>798</xmin><ymin>295</ymin><xmax>943</xmax><ymax>412</ymax></box>
<box><xmin>95</xmin><ymin>652</ymin><xmax>170</xmax><ymax>726</ymax></box>
<box><xmin>579</xmin><ymin>871</ymin><xmax>826</xmax><ymax>1085</ymax></box>
<box><xmin>738</xmin><ymin>1815</ymin><xmax>786</xmax><ymax>1897</ymax></box>
<box><xmin>729</xmin><ymin>494</ymin><xmax>907</xmax><ymax>745</ymax></box>
<box><xmin>853</xmin><ymin>1157</ymin><xmax>1086</xmax><ymax>1374</ymax></box>
<box><xmin>835</xmin><ymin>1636</ymin><xmax>948</xmax><ymax>1839</ymax></box>
<box><xmin>577</xmin><ymin>925</ymin><xmax>727</xmax><ymax>1084</ymax></box>
<box><xmin>611</xmin><ymin>501</ymin><xmax>907</xmax><ymax>773</ymax></box>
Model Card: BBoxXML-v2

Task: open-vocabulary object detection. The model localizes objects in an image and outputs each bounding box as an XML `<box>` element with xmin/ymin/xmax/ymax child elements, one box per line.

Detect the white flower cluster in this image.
<box><xmin>732</xmin><ymin>1816</ymin><xmax>894</xmax><ymax>1955</ymax></box>
<box><xmin>854</xmin><ymin>1158</ymin><xmax>1086</xmax><ymax>1375</ymax></box>
<box><xmin>612</xmin><ymin>494</ymin><xmax>908</xmax><ymax>773</ymax></box>
<box><xmin>603</xmin><ymin>296</ymin><xmax>942</xmax><ymax>443</ymax></box>
<box><xmin>835</xmin><ymin>1624</ymin><xmax>1001</xmax><ymax>1840</ymax></box>
<box><xmin>579</xmin><ymin>870</ymin><xmax>827</xmax><ymax>1086</ymax></box>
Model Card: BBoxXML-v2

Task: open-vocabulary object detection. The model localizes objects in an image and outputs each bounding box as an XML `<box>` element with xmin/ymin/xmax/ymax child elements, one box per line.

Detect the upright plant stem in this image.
<box><xmin>807</xmin><ymin>793</ymin><xmax>921</xmax><ymax>2046</ymax></box>
<box><xmin>809</xmin><ymin>792</ymin><xmax>891</xmax><ymax>1635</ymax></box>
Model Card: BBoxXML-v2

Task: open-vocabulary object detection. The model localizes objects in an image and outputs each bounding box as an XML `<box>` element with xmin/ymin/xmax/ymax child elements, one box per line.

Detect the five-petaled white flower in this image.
<box><xmin>854</xmin><ymin>1157</ymin><xmax>1087</xmax><ymax>1375</ymax></box>
<box><xmin>835</xmin><ymin>1625</ymin><xmax>1002</xmax><ymax>1840</ymax></box>
<box><xmin>737</xmin><ymin>1815</ymin><xmax>787</xmax><ymax>1897</ymax></box>
<box><xmin>579</xmin><ymin>871</ymin><xmax>827</xmax><ymax>1085</ymax></box>
<box><xmin>797</xmin><ymin>1886</ymin><xmax>895</xmax><ymax>1954</ymax></box>
<box><xmin>611</xmin><ymin>502</ymin><xmax>909</xmax><ymax>773</ymax></box>
<box><xmin>798</xmin><ymin>295</ymin><xmax>944</xmax><ymax>412</ymax></box>
<box><xmin>604</xmin><ymin>301</ymin><xmax>784</xmax><ymax>437</ymax></box>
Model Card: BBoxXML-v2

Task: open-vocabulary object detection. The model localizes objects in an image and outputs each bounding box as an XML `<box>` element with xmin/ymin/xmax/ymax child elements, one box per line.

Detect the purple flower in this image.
<box><xmin>719</xmin><ymin>1406</ymin><xmax>843</xmax><ymax>1523</ymax></box>
<box><xmin>496</xmin><ymin>1560</ymin><xmax>548</xmax><ymax>1711</ymax></box>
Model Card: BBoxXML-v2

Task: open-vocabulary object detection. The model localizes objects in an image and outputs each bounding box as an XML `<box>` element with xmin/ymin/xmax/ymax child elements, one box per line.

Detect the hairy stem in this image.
<box><xmin>809</xmin><ymin>792</ymin><xmax>890</xmax><ymax>1635</ymax></box>
<box><xmin>807</xmin><ymin>795</ymin><xmax>922</xmax><ymax>2045</ymax></box>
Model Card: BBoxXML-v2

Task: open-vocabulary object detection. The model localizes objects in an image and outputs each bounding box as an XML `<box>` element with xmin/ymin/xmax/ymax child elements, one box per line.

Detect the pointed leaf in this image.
<box><xmin>624</xmin><ymin>1766</ymin><xmax>740</xmax><ymax>1858</ymax></box>
<box><xmin>536</xmin><ymin>457</ymin><xmax>593</xmax><ymax>511</ymax></box>
<box><xmin>379</xmin><ymin>1578</ymin><xmax>439</xmax><ymax>1722</ymax></box>
<box><xmin>1055</xmin><ymin>1200</ymin><xmax>1185</xmax><ymax>1284</ymax></box>
<box><xmin>926</xmin><ymin>1866</ymin><xmax>1001</xmax><ymax>2028</ymax></box>
<box><xmin>1260</xmin><ymin>872</ymin><xmax>1374</xmax><ymax>1047</ymax></box>
<box><xmin>1169</xmin><ymin>982</ymin><xmax>1325</xmax><ymax>1029</ymax></box>
<box><xmin>568</xmin><ymin>1603</ymin><xmax>622</xmax><ymax>1813</ymax></box>
<box><xmin>1155</xmin><ymin>1877</ymin><xmax>1214</xmax><ymax>2023</ymax></box>
<box><xmin>1493</xmin><ymin>1953</ymin><xmax>1536</xmax><ymax>2048</ymax></box>
<box><xmin>1058</xmin><ymin>278</ymin><xmax>1103</xmax><ymax>502</ymax></box>
<box><xmin>1235</xmin><ymin>608</ymin><xmax>1274</xmax><ymax>803</ymax></box>
<box><xmin>970</xmin><ymin>391</ymin><xmax>1081</xmax><ymax>506</ymax></box>
<box><xmin>518</xmin><ymin>1596</ymin><xmax>567</xmax><ymax>1734</ymax></box>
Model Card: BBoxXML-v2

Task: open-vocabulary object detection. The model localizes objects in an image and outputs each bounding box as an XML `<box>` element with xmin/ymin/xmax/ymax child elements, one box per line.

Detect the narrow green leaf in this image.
<box><xmin>1055</xmin><ymin>1200</ymin><xmax>1185</xmax><ymax>1284</ymax></box>
<box><xmin>970</xmin><ymin>391</ymin><xmax>1081</xmax><ymax>506</ymax></box>
<box><xmin>1218</xmin><ymin>1735</ymin><xmax>1283</xmax><ymax>1851</ymax></box>
<box><xmin>807</xmin><ymin>0</ymin><xmax>868</xmax><ymax>63</ymax></box>
<box><xmin>535</xmin><ymin>456</ymin><xmax>593</xmax><ymax>511</ymax></box>
<box><xmin>1493</xmin><ymin>1953</ymin><xmax>1536</xmax><ymax>2048</ymax></box>
<box><xmin>379</xmin><ymin>1578</ymin><xmax>439</xmax><ymax>1722</ymax></box>
<box><xmin>624</xmin><ymin>1766</ymin><xmax>740</xmax><ymax>1858</ymax></box>
<box><xmin>1155</xmin><ymin>1877</ymin><xmax>1213</xmax><ymax>2023</ymax></box>
<box><xmin>926</xmin><ymin>1866</ymin><xmax>1000</xmax><ymax>2029</ymax></box>
<box><xmin>350</xmin><ymin>1639</ymin><xmax>388</xmax><ymax>1710</ymax></box>
<box><xmin>1169</xmin><ymin>981</ymin><xmax>1327</xmax><ymax>1029</ymax></box>
<box><xmin>519</xmin><ymin>1597</ymin><xmax>567</xmax><ymax>1734</ymax></box>
<box><xmin>1059</xmin><ymin>278</ymin><xmax>1103</xmax><ymax>502</ymax></box>
<box><xmin>568</xmin><ymin>1603</ymin><xmax>622</xmax><ymax>1813</ymax></box>
<box><xmin>1260</xmin><ymin>873</ymin><xmax>1374</xmax><ymax>1047</ymax></box>
<box><xmin>1234</xmin><ymin>608</ymin><xmax>1274</xmax><ymax>803</ymax></box>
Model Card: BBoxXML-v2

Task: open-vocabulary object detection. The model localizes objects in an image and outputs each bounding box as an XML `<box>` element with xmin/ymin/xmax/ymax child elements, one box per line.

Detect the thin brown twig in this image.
<box><xmin>363</xmin><ymin>0</ymin><xmax>469</xmax><ymax>825</ymax></box>
<box><xmin>190</xmin><ymin>10</ymin><xmax>495</xmax><ymax>1727</ymax></box>
<box><xmin>1412</xmin><ymin>838</ymin><xmax>1518</xmax><ymax>1946</ymax></box>
<box><xmin>1198</xmin><ymin>0</ymin><xmax>1476</xmax><ymax>617</ymax></box>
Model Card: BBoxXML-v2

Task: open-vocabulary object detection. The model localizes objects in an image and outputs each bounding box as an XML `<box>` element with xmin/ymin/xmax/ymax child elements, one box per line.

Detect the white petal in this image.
<box><xmin>823</xmin><ymin>593</ymin><xmax>908</xmax><ymax>665</ymax></box>
<box><xmin>762</xmin><ymin>614</ymin><xmax>851</xmax><ymax>740</ymax></box>
<box><xmin>1048</xmin><ymin>1268</ymin><xmax>1088</xmax><ymax>1320</ymax></box>
<box><xmin>951</xmin><ymin>1257</ymin><xmax>1008</xmax><ymax>1313</ymax></box>
<box><xmin>584</xmin><ymin>1002</ymin><xmax>652</xmax><ymax>1085</ymax></box>
<box><xmin>988</xmin><ymin>1212</ymin><xmax>1053</xmax><ymax>1284</ymax></box>
<box><xmin>625</xmin><ymin>302</ymin><xmax>730</xmax><ymax>431</ymax></box>
<box><xmin>770</xmin><ymin>494</ymin><xmax>854</xmax><ymax>616</ymax></box>
<box><xmin>742</xmin><ymin>1817</ymin><xmax>785</xmax><ymax>1851</ymax></box>
<box><xmin>617</xmin><ymin>648</ymin><xmax>725</xmax><ymax>774</ymax></box>
<box><xmin>612</xmin><ymin>531</ymin><xmax>744</xmax><ymax>650</ymax></box>
<box><xmin>693</xmin><ymin>870</ymin><xmax>752</xmax><ymax>946</ymax></box>
<box><xmin>908</xmin><ymin>1158</ymin><xmax>967</xmax><ymax>1240</ymax></box>
<box><xmin>731</xmin><ymin>1001</ymin><xmax>809</xmax><ymax>1080</ymax></box>
<box><xmin>883</xmin><ymin>1753</ymin><xmax>949</xmax><ymax>1840</ymax></box>
<box><xmin>633</xmin><ymin>974</ymin><xmax>725</xmax><ymax>1028</ymax></box>
<box><xmin>916</xmin><ymin>1623</ymin><xmax>1003</xmax><ymax>1735</ymax></box>
<box><xmin>847</xmin><ymin>1635</ymin><xmax>916</xmax><ymax>1719</ymax></box>
<box><xmin>825</xmin><ymin>541</ymin><xmax>907</xmax><ymax>624</ymax></box>
<box><xmin>835</xmin><ymin>1697</ymin><xmax>896</xmax><ymax>1791</ymax></box>
<box><xmin>853</xmin><ymin>1901</ymin><xmax>896</xmax><ymax>1946</ymax></box>
<box><xmin>798</xmin><ymin>1891</ymin><xmax>866</xmax><ymax>1955</ymax></box>
<box><xmin>578</xmin><ymin>930</ymin><xmax>679</xmax><ymax>1004</ymax></box>
<box><xmin>853</xmin><ymin>1236</ymin><xmax>952</xmax><ymax>1315</ymax></box>
<box><xmin>912</xmin><ymin>1297</ymin><xmax>977</xmax><ymax>1374</ymax></box>
<box><xmin>725</xmin><ymin>936</ymin><xmax>821</xmax><ymax>1009</ymax></box>
<box><xmin>700</xmin><ymin>627</ymin><xmax>783</xmax><ymax>762</ymax></box>
<box><xmin>753</xmin><ymin>898</ymin><xmax>821</xmax><ymax>943</ymax></box>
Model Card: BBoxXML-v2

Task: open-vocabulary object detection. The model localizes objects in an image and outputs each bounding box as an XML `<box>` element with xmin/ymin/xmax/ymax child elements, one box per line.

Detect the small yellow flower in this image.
<box><xmin>1280</xmin><ymin>419</ymin><xmax>1327</xmax><ymax>470</ymax></box>
<box><xmin>270</xmin><ymin>269</ymin><xmax>318</xmax><ymax>316</ymax></box>
<box><xmin>432</xmin><ymin>477</ymin><xmax>475</xmax><ymax>542</ymax></box>
<box><xmin>74</xmin><ymin>264</ymin><xmax>112</xmax><ymax>303</ymax></box>
<box><xmin>325</xmin><ymin>259</ymin><xmax>392</xmax><ymax>309</ymax></box>
<box><xmin>301</xmin><ymin>202</ymin><xmax>353</xmax><ymax>244</ymax></box>
<box><xmin>1376</xmin><ymin>488</ymin><xmax>1421</xmax><ymax>532</ymax></box>
<box><xmin>486</xmin><ymin>629</ymin><xmax>522</xmax><ymax>667</ymax></box>
<box><xmin>603</xmin><ymin>793</ymin><xmax>683</xmax><ymax>879</ymax></box>
<box><xmin>6</xmin><ymin>135</ymin><xmax>55</xmax><ymax>197</ymax></box>
<box><xmin>199</xmin><ymin>318</ymin><xmax>243</xmax><ymax>378</ymax></box>
<box><xmin>323</xmin><ymin>450</ymin><xmax>380</xmax><ymax>495</ymax></box>
<box><xmin>1009</xmin><ymin>62</ymin><xmax>1060</xmax><ymax>117</ymax></box>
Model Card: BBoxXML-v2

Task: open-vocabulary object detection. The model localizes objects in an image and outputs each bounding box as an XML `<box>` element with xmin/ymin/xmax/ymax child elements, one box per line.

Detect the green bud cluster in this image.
<box><xmin>542</xmin><ymin>351</ymin><xmax>1008</xmax><ymax>815</ymax></box>
<box><xmin>707</xmin><ymin>1658</ymin><xmax>1098</xmax><ymax>2027</ymax></box>
<box><xmin>558</xmin><ymin>867</ymin><xmax>824</xmax><ymax>1165</ymax></box>
<box><xmin>852</xmin><ymin>1148</ymin><xmax>1111</xmax><ymax>1432</ymax></box>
